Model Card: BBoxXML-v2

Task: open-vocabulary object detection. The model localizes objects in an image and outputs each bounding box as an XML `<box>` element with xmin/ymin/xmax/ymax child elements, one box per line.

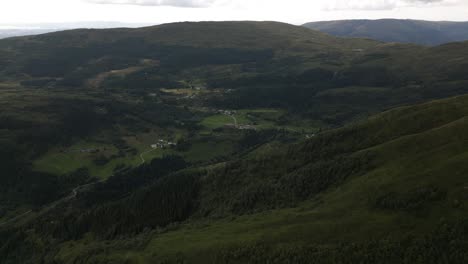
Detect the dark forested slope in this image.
<box><xmin>3</xmin><ymin>94</ymin><xmax>468</xmax><ymax>263</ymax></box>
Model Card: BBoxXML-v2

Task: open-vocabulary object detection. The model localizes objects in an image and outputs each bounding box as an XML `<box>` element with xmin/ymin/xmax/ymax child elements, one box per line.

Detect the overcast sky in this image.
<box><xmin>1</xmin><ymin>0</ymin><xmax>467</xmax><ymax>27</ymax></box>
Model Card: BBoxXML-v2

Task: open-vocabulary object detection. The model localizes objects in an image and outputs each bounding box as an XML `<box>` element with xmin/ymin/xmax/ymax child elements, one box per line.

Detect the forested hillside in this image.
<box><xmin>2</xmin><ymin>21</ymin><xmax>468</xmax><ymax>123</ymax></box>
<box><xmin>3</xmin><ymin>94</ymin><xmax>468</xmax><ymax>263</ymax></box>
<box><xmin>1</xmin><ymin>21</ymin><xmax>468</xmax><ymax>263</ymax></box>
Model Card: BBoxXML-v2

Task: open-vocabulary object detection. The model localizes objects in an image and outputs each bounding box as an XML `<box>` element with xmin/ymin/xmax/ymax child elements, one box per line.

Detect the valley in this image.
<box><xmin>1</xmin><ymin>21</ymin><xmax>468</xmax><ymax>263</ymax></box>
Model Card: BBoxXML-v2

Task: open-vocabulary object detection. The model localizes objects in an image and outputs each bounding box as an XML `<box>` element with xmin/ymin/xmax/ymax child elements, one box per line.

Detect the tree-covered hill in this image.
<box><xmin>1</xmin><ymin>21</ymin><xmax>468</xmax><ymax>126</ymax></box>
<box><xmin>0</xmin><ymin>21</ymin><xmax>377</xmax><ymax>81</ymax></box>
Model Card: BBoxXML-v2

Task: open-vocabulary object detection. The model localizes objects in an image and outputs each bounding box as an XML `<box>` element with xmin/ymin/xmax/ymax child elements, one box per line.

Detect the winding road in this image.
<box><xmin>225</xmin><ymin>113</ymin><xmax>238</xmax><ymax>128</ymax></box>
<box><xmin>139</xmin><ymin>148</ymin><xmax>157</xmax><ymax>165</ymax></box>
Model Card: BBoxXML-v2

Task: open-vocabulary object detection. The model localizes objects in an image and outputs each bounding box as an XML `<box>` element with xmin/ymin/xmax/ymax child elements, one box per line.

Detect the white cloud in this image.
<box><xmin>325</xmin><ymin>0</ymin><xmax>460</xmax><ymax>10</ymax></box>
<box><xmin>84</xmin><ymin>0</ymin><xmax>216</xmax><ymax>7</ymax></box>
<box><xmin>0</xmin><ymin>0</ymin><xmax>467</xmax><ymax>25</ymax></box>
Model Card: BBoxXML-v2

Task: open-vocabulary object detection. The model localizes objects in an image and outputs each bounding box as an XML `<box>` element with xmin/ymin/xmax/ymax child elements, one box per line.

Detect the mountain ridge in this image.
<box><xmin>303</xmin><ymin>19</ymin><xmax>468</xmax><ymax>45</ymax></box>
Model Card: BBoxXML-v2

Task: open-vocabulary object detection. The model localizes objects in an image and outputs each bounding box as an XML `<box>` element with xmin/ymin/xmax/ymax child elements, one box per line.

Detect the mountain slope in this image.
<box><xmin>3</xmin><ymin>94</ymin><xmax>468</xmax><ymax>263</ymax></box>
<box><xmin>303</xmin><ymin>19</ymin><xmax>468</xmax><ymax>45</ymax></box>
<box><xmin>2</xmin><ymin>21</ymin><xmax>468</xmax><ymax>263</ymax></box>
<box><xmin>0</xmin><ymin>21</ymin><xmax>377</xmax><ymax>78</ymax></box>
<box><xmin>3</xmin><ymin>21</ymin><xmax>468</xmax><ymax>127</ymax></box>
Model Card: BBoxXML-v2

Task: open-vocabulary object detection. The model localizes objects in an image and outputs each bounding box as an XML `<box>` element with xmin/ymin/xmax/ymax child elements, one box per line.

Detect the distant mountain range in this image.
<box><xmin>0</xmin><ymin>29</ymin><xmax>58</xmax><ymax>39</ymax></box>
<box><xmin>5</xmin><ymin>19</ymin><xmax>468</xmax><ymax>45</ymax></box>
<box><xmin>303</xmin><ymin>19</ymin><xmax>468</xmax><ymax>45</ymax></box>
<box><xmin>0</xmin><ymin>21</ymin><xmax>155</xmax><ymax>39</ymax></box>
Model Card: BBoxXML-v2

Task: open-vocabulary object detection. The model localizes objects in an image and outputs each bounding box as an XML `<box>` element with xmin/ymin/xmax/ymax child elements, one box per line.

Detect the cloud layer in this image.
<box><xmin>326</xmin><ymin>0</ymin><xmax>458</xmax><ymax>10</ymax></box>
<box><xmin>84</xmin><ymin>0</ymin><xmax>462</xmax><ymax>10</ymax></box>
<box><xmin>85</xmin><ymin>0</ymin><xmax>216</xmax><ymax>7</ymax></box>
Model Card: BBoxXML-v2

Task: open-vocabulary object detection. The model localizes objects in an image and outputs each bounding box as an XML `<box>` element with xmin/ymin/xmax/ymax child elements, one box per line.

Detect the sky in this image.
<box><xmin>0</xmin><ymin>0</ymin><xmax>467</xmax><ymax>28</ymax></box>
